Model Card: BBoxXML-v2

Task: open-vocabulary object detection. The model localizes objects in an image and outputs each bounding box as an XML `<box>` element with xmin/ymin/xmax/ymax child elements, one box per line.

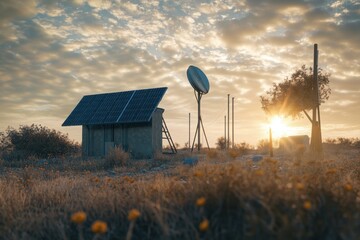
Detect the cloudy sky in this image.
<box><xmin>1</xmin><ymin>0</ymin><xmax>359</xmax><ymax>147</ymax></box>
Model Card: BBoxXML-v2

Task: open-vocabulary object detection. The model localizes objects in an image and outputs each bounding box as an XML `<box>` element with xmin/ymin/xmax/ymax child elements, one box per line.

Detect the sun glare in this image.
<box><xmin>270</xmin><ymin>116</ymin><xmax>288</xmax><ymax>138</ymax></box>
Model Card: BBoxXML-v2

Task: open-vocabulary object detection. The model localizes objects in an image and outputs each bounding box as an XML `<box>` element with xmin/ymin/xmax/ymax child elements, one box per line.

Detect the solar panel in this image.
<box><xmin>88</xmin><ymin>93</ymin><xmax>118</xmax><ymax>124</ymax></box>
<box><xmin>62</xmin><ymin>87</ymin><xmax>167</xmax><ymax>126</ymax></box>
<box><xmin>62</xmin><ymin>95</ymin><xmax>93</xmax><ymax>126</ymax></box>
<box><xmin>103</xmin><ymin>90</ymin><xmax>134</xmax><ymax>124</ymax></box>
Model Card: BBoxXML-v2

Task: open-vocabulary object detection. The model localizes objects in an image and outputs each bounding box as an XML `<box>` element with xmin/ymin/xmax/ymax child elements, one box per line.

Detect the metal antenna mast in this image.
<box><xmin>187</xmin><ymin>65</ymin><xmax>210</xmax><ymax>152</ymax></box>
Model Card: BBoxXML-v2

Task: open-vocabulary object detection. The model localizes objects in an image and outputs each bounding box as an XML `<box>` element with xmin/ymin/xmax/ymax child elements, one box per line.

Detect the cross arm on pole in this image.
<box><xmin>303</xmin><ymin>110</ymin><xmax>313</xmax><ymax>124</ymax></box>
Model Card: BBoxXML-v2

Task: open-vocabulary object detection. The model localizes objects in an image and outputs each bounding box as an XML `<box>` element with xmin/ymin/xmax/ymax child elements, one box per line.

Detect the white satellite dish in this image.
<box><xmin>187</xmin><ymin>65</ymin><xmax>210</xmax><ymax>94</ymax></box>
<box><xmin>186</xmin><ymin>65</ymin><xmax>210</xmax><ymax>152</ymax></box>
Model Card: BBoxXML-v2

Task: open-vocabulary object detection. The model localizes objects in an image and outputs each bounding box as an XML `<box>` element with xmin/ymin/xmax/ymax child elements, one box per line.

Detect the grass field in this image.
<box><xmin>0</xmin><ymin>146</ymin><xmax>359</xmax><ymax>240</ymax></box>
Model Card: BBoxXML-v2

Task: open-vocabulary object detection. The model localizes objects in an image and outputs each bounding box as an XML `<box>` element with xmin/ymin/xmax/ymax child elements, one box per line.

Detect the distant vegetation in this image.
<box><xmin>0</xmin><ymin>124</ymin><xmax>80</xmax><ymax>161</ymax></box>
<box><xmin>325</xmin><ymin>137</ymin><xmax>360</xmax><ymax>148</ymax></box>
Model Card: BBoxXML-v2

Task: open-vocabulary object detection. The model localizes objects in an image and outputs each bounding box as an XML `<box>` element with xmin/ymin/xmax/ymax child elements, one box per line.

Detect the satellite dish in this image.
<box><xmin>186</xmin><ymin>65</ymin><xmax>210</xmax><ymax>152</ymax></box>
<box><xmin>187</xmin><ymin>65</ymin><xmax>210</xmax><ymax>94</ymax></box>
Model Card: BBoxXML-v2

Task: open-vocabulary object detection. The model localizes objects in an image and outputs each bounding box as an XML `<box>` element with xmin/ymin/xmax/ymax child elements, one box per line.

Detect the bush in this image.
<box><xmin>0</xmin><ymin>124</ymin><xmax>80</xmax><ymax>160</ymax></box>
<box><xmin>104</xmin><ymin>146</ymin><xmax>129</xmax><ymax>168</ymax></box>
<box><xmin>257</xmin><ymin>139</ymin><xmax>270</xmax><ymax>154</ymax></box>
<box><xmin>234</xmin><ymin>142</ymin><xmax>252</xmax><ymax>155</ymax></box>
<box><xmin>216</xmin><ymin>137</ymin><xmax>226</xmax><ymax>150</ymax></box>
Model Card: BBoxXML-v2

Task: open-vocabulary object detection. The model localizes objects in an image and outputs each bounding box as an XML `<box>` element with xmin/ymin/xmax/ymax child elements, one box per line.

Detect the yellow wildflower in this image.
<box><xmin>199</xmin><ymin>219</ymin><xmax>209</xmax><ymax>232</ymax></box>
<box><xmin>128</xmin><ymin>209</ymin><xmax>141</xmax><ymax>221</ymax></box>
<box><xmin>71</xmin><ymin>211</ymin><xmax>86</xmax><ymax>224</ymax></box>
<box><xmin>303</xmin><ymin>200</ymin><xmax>312</xmax><ymax>210</ymax></box>
<box><xmin>91</xmin><ymin>220</ymin><xmax>108</xmax><ymax>234</ymax></box>
<box><xmin>193</xmin><ymin>171</ymin><xmax>204</xmax><ymax>177</ymax></box>
<box><xmin>344</xmin><ymin>183</ymin><xmax>353</xmax><ymax>191</ymax></box>
<box><xmin>124</xmin><ymin>176</ymin><xmax>135</xmax><ymax>183</ymax></box>
<box><xmin>255</xmin><ymin>169</ymin><xmax>264</xmax><ymax>176</ymax></box>
<box><xmin>326</xmin><ymin>168</ymin><xmax>337</xmax><ymax>175</ymax></box>
<box><xmin>296</xmin><ymin>183</ymin><xmax>305</xmax><ymax>190</ymax></box>
<box><xmin>196</xmin><ymin>197</ymin><xmax>206</xmax><ymax>207</ymax></box>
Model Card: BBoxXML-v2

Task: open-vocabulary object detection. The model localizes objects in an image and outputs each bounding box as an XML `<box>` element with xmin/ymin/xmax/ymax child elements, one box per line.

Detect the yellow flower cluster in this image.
<box><xmin>196</xmin><ymin>197</ymin><xmax>206</xmax><ymax>207</ymax></box>
<box><xmin>71</xmin><ymin>211</ymin><xmax>86</xmax><ymax>224</ymax></box>
<box><xmin>326</xmin><ymin>168</ymin><xmax>337</xmax><ymax>175</ymax></box>
<box><xmin>128</xmin><ymin>209</ymin><xmax>141</xmax><ymax>221</ymax></box>
<box><xmin>199</xmin><ymin>219</ymin><xmax>209</xmax><ymax>232</ymax></box>
<box><xmin>344</xmin><ymin>183</ymin><xmax>353</xmax><ymax>191</ymax></box>
<box><xmin>193</xmin><ymin>171</ymin><xmax>204</xmax><ymax>177</ymax></box>
<box><xmin>255</xmin><ymin>169</ymin><xmax>264</xmax><ymax>176</ymax></box>
<box><xmin>303</xmin><ymin>200</ymin><xmax>312</xmax><ymax>210</ymax></box>
<box><xmin>296</xmin><ymin>183</ymin><xmax>305</xmax><ymax>190</ymax></box>
<box><xmin>124</xmin><ymin>176</ymin><xmax>135</xmax><ymax>183</ymax></box>
<box><xmin>91</xmin><ymin>220</ymin><xmax>108</xmax><ymax>234</ymax></box>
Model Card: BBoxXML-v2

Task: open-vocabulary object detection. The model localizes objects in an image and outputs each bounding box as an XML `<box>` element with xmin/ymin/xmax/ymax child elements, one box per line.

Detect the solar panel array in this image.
<box><xmin>62</xmin><ymin>87</ymin><xmax>167</xmax><ymax>126</ymax></box>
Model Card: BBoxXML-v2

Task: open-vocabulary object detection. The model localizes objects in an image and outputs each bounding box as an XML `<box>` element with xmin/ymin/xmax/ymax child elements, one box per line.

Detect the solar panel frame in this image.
<box><xmin>62</xmin><ymin>87</ymin><xmax>167</xmax><ymax>126</ymax></box>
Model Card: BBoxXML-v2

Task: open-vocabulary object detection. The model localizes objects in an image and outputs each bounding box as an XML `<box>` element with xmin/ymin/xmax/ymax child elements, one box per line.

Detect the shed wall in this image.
<box><xmin>82</xmin><ymin>108</ymin><xmax>164</xmax><ymax>159</ymax></box>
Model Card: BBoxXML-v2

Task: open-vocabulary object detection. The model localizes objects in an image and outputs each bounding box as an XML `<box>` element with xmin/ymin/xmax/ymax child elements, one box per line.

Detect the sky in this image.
<box><xmin>0</xmin><ymin>0</ymin><xmax>359</xmax><ymax>148</ymax></box>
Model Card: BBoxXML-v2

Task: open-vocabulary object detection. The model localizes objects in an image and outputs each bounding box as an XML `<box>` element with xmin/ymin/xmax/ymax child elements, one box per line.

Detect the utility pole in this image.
<box><xmin>269</xmin><ymin>127</ymin><xmax>273</xmax><ymax>157</ymax></box>
<box><xmin>188</xmin><ymin>113</ymin><xmax>190</xmax><ymax>151</ymax></box>
<box><xmin>232</xmin><ymin>97</ymin><xmax>234</xmax><ymax>148</ymax></box>
<box><xmin>224</xmin><ymin>115</ymin><xmax>226</xmax><ymax>149</ymax></box>
<box><xmin>310</xmin><ymin>43</ymin><xmax>323</xmax><ymax>159</ymax></box>
<box><xmin>227</xmin><ymin>94</ymin><xmax>230</xmax><ymax>149</ymax></box>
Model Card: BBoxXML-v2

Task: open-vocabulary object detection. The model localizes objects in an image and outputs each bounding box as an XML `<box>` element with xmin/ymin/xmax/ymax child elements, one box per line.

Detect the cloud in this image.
<box><xmin>0</xmin><ymin>0</ymin><xmax>359</xmax><ymax>146</ymax></box>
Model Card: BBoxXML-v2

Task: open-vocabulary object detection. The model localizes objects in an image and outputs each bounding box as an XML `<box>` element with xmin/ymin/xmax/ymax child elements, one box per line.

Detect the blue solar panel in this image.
<box><xmin>88</xmin><ymin>93</ymin><xmax>118</xmax><ymax>124</ymax></box>
<box><xmin>62</xmin><ymin>96</ymin><xmax>93</xmax><ymax>126</ymax></box>
<box><xmin>62</xmin><ymin>87</ymin><xmax>167</xmax><ymax>126</ymax></box>
<box><xmin>118</xmin><ymin>88</ymin><xmax>166</xmax><ymax>123</ymax></box>
<box><xmin>103</xmin><ymin>90</ymin><xmax>134</xmax><ymax>124</ymax></box>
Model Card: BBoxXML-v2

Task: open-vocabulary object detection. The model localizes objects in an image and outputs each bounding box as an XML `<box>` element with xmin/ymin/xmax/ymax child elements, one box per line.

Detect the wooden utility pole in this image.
<box><xmin>224</xmin><ymin>115</ymin><xmax>226</xmax><ymax>148</ymax></box>
<box><xmin>232</xmin><ymin>97</ymin><xmax>234</xmax><ymax>148</ymax></box>
<box><xmin>227</xmin><ymin>94</ymin><xmax>230</xmax><ymax>149</ymax></box>
<box><xmin>310</xmin><ymin>43</ymin><xmax>323</xmax><ymax>159</ymax></box>
<box><xmin>269</xmin><ymin>127</ymin><xmax>273</xmax><ymax>157</ymax></box>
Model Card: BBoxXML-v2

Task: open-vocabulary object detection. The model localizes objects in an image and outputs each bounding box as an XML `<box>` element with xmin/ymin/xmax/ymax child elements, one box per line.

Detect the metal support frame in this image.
<box><xmin>191</xmin><ymin>90</ymin><xmax>210</xmax><ymax>151</ymax></box>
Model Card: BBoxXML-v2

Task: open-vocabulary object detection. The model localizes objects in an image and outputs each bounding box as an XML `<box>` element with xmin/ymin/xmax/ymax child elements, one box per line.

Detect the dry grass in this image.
<box><xmin>104</xmin><ymin>146</ymin><xmax>130</xmax><ymax>168</ymax></box>
<box><xmin>0</xmin><ymin>147</ymin><xmax>359</xmax><ymax>239</ymax></box>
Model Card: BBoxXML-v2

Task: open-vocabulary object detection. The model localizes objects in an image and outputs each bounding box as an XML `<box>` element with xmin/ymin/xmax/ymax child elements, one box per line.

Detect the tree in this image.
<box><xmin>216</xmin><ymin>137</ymin><xmax>226</xmax><ymax>150</ymax></box>
<box><xmin>260</xmin><ymin>65</ymin><xmax>331</xmax><ymax>118</ymax></box>
<box><xmin>260</xmin><ymin>64</ymin><xmax>331</xmax><ymax>158</ymax></box>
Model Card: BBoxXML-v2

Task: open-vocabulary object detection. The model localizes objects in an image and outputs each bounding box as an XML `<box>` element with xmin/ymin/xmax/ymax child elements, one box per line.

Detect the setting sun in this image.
<box><xmin>270</xmin><ymin>116</ymin><xmax>288</xmax><ymax>138</ymax></box>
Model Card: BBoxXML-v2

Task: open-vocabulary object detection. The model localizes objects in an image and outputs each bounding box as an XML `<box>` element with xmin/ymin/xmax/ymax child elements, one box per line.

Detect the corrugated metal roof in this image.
<box><xmin>62</xmin><ymin>87</ymin><xmax>167</xmax><ymax>126</ymax></box>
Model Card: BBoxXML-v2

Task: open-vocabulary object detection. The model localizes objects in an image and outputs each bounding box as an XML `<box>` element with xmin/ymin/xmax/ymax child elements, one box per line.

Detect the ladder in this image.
<box><xmin>162</xmin><ymin>117</ymin><xmax>177</xmax><ymax>154</ymax></box>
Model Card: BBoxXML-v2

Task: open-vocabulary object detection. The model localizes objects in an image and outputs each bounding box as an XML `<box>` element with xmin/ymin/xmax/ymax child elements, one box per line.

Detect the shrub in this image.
<box><xmin>234</xmin><ymin>142</ymin><xmax>252</xmax><ymax>155</ymax></box>
<box><xmin>216</xmin><ymin>137</ymin><xmax>226</xmax><ymax>150</ymax></box>
<box><xmin>257</xmin><ymin>139</ymin><xmax>270</xmax><ymax>154</ymax></box>
<box><xmin>227</xmin><ymin>149</ymin><xmax>240</xmax><ymax>159</ymax></box>
<box><xmin>0</xmin><ymin>124</ymin><xmax>80</xmax><ymax>160</ymax></box>
<box><xmin>104</xmin><ymin>146</ymin><xmax>129</xmax><ymax>168</ymax></box>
